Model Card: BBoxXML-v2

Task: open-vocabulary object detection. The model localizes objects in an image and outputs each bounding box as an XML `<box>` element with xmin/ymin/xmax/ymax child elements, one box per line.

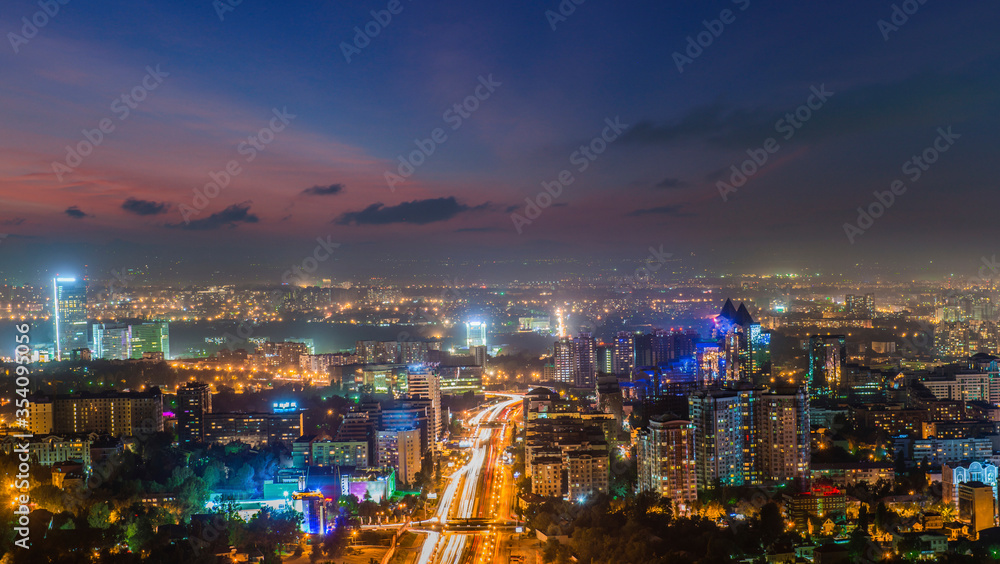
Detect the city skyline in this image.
<box><xmin>0</xmin><ymin>1</ymin><xmax>998</xmax><ymax>280</ymax></box>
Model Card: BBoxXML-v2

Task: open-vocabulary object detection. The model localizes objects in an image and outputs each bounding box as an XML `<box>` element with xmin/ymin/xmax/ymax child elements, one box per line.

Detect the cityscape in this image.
<box><xmin>2</xmin><ymin>1</ymin><xmax>1000</xmax><ymax>564</ymax></box>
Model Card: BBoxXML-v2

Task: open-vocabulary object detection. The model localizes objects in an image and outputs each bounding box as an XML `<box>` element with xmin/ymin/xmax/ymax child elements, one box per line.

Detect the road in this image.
<box><xmin>413</xmin><ymin>394</ymin><xmax>523</xmax><ymax>564</ymax></box>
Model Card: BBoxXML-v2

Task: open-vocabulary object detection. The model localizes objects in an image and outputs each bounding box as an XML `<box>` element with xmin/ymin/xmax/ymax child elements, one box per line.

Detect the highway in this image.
<box><xmin>414</xmin><ymin>394</ymin><xmax>522</xmax><ymax>564</ymax></box>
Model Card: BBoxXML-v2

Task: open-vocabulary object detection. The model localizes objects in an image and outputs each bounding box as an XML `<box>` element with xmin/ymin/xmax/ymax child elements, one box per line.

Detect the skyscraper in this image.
<box><xmin>466</xmin><ymin>320</ymin><xmax>487</xmax><ymax>348</ymax></box>
<box><xmin>808</xmin><ymin>335</ymin><xmax>847</xmax><ymax>398</ymax></box>
<box><xmin>574</xmin><ymin>331</ymin><xmax>597</xmax><ymax>387</ymax></box>
<box><xmin>53</xmin><ymin>277</ymin><xmax>87</xmax><ymax>361</ymax></box>
<box><xmin>689</xmin><ymin>389</ymin><xmax>758</xmax><ymax>489</ymax></box>
<box><xmin>612</xmin><ymin>332</ymin><xmax>635</xmax><ymax>375</ymax></box>
<box><xmin>92</xmin><ymin>323</ymin><xmax>132</xmax><ymax>360</ymax></box>
<box><xmin>554</xmin><ymin>337</ymin><xmax>575</xmax><ymax>384</ymax></box>
<box><xmin>177</xmin><ymin>381</ymin><xmax>212</xmax><ymax>445</ymax></box>
<box><xmin>637</xmin><ymin>417</ymin><xmax>698</xmax><ymax>509</ymax></box>
<box><xmin>756</xmin><ymin>389</ymin><xmax>810</xmax><ymax>486</ymax></box>
<box><xmin>407</xmin><ymin>369</ymin><xmax>442</xmax><ymax>448</ymax></box>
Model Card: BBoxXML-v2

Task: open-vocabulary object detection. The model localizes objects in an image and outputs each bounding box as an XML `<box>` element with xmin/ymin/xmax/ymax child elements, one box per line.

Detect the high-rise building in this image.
<box><xmin>406</xmin><ymin>370</ymin><xmax>442</xmax><ymax>447</ymax></box>
<box><xmin>846</xmin><ymin>293</ymin><xmax>876</xmax><ymax>319</ymax></box>
<box><xmin>554</xmin><ymin>337</ymin><xmax>575</xmax><ymax>384</ymax></box>
<box><xmin>689</xmin><ymin>389</ymin><xmax>757</xmax><ymax>489</ymax></box>
<box><xmin>466</xmin><ymin>320</ymin><xmax>487</xmax><ymax>348</ymax></box>
<box><xmin>595</xmin><ymin>344</ymin><xmax>613</xmax><ymax>375</ymax></box>
<box><xmin>177</xmin><ymin>381</ymin><xmax>212</xmax><ymax>445</ymax></box>
<box><xmin>470</xmin><ymin>345</ymin><xmax>487</xmax><ymax>367</ymax></box>
<box><xmin>808</xmin><ymin>335</ymin><xmax>847</xmax><ymax>398</ymax></box>
<box><xmin>92</xmin><ymin>323</ymin><xmax>132</xmax><ymax>360</ymax></box>
<box><xmin>612</xmin><ymin>332</ymin><xmax>635</xmax><ymax>375</ymax></box>
<box><xmin>756</xmin><ymin>389</ymin><xmax>810</xmax><ymax>485</ymax></box>
<box><xmin>129</xmin><ymin>322</ymin><xmax>169</xmax><ymax>360</ymax></box>
<box><xmin>53</xmin><ymin>277</ymin><xmax>88</xmax><ymax>361</ymax></box>
<box><xmin>574</xmin><ymin>332</ymin><xmax>596</xmax><ymax>387</ymax></box>
<box><xmin>636</xmin><ymin>417</ymin><xmax>698</xmax><ymax>509</ymax></box>
<box><xmin>377</xmin><ymin>428</ymin><xmax>422</xmax><ymax>485</ymax></box>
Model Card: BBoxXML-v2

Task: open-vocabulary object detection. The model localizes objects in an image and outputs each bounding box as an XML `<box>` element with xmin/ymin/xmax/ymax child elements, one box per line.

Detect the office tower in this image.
<box><xmin>53</xmin><ymin>277</ymin><xmax>88</xmax><ymax>361</ymax></box>
<box><xmin>407</xmin><ymin>370</ymin><xmax>442</xmax><ymax>447</ymax></box>
<box><xmin>747</xmin><ymin>323</ymin><xmax>772</xmax><ymax>383</ymax></box>
<box><xmin>129</xmin><ymin>322</ymin><xmax>169</xmax><ymax>360</ymax></box>
<box><xmin>377</xmin><ymin>428</ymin><xmax>422</xmax><ymax>485</ymax></box>
<box><xmin>177</xmin><ymin>381</ymin><xmax>212</xmax><ymax>445</ymax></box>
<box><xmin>466</xmin><ymin>320</ymin><xmax>487</xmax><ymax>348</ymax></box>
<box><xmin>846</xmin><ymin>293</ymin><xmax>876</xmax><ymax>318</ymax></box>
<box><xmin>808</xmin><ymin>335</ymin><xmax>847</xmax><ymax>398</ymax></box>
<box><xmin>92</xmin><ymin>323</ymin><xmax>132</xmax><ymax>360</ymax></box>
<box><xmin>689</xmin><ymin>389</ymin><xmax>757</xmax><ymax>489</ymax></box>
<box><xmin>612</xmin><ymin>332</ymin><xmax>635</xmax><ymax>375</ymax></box>
<box><xmin>573</xmin><ymin>331</ymin><xmax>597</xmax><ymax>387</ymax></box>
<box><xmin>756</xmin><ymin>389</ymin><xmax>810</xmax><ymax>484</ymax></box>
<box><xmin>636</xmin><ymin>417</ymin><xmax>698</xmax><ymax>509</ymax></box>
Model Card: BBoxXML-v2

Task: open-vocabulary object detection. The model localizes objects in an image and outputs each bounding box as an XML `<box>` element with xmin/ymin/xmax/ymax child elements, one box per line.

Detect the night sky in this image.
<box><xmin>0</xmin><ymin>0</ymin><xmax>998</xmax><ymax>282</ymax></box>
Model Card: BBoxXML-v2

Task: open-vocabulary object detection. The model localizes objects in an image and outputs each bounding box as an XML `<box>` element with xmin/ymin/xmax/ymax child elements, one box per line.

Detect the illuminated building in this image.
<box><xmin>406</xmin><ymin>369</ymin><xmax>442</xmax><ymax>446</ymax></box>
<box><xmin>177</xmin><ymin>381</ymin><xmax>212</xmax><ymax>445</ymax></box>
<box><xmin>567</xmin><ymin>449</ymin><xmax>608</xmax><ymax>502</ymax></box>
<box><xmin>944</xmin><ymin>462</ymin><xmax>999</xmax><ymax>510</ymax></box>
<box><xmin>756</xmin><ymin>389</ymin><xmax>810</xmax><ymax>485</ymax></box>
<box><xmin>53</xmin><ymin>277</ymin><xmax>88</xmax><ymax>361</ymax></box>
<box><xmin>845</xmin><ymin>293</ymin><xmax>876</xmax><ymax>318</ymax></box>
<box><xmin>553</xmin><ymin>332</ymin><xmax>597</xmax><ymax>387</ymax></box>
<box><xmin>808</xmin><ymin>335</ymin><xmax>846</xmax><ymax>398</ymax></box>
<box><xmin>377</xmin><ymin>428</ymin><xmax>422</xmax><ymax>485</ymax></box>
<box><xmin>612</xmin><ymin>331</ymin><xmax>634</xmax><ymax>375</ymax></box>
<box><xmin>466</xmin><ymin>320</ymin><xmax>487</xmax><ymax>348</ymax></box>
<box><xmin>204</xmin><ymin>411</ymin><xmax>303</xmax><ymax>447</ymax></box>
<box><xmin>0</xmin><ymin>435</ymin><xmax>91</xmax><ymax>467</ymax></box>
<box><xmin>688</xmin><ymin>389</ymin><xmax>758</xmax><ymax>488</ymax></box>
<box><xmin>292</xmin><ymin>492</ymin><xmax>327</xmax><ymax>535</ymax></box>
<box><xmin>312</xmin><ymin>440</ymin><xmax>369</xmax><ymax>468</ymax></box>
<box><xmin>336</xmin><ymin>411</ymin><xmax>376</xmax><ymax>465</ymax></box>
<box><xmin>92</xmin><ymin>323</ymin><xmax>132</xmax><ymax>360</ymax></box>
<box><xmin>959</xmin><ymin>482</ymin><xmax>997</xmax><ymax>536</ymax></box>
<box><xmin>785</xmin><ymin>484</ymin><xmax>847</xmax><ymax>531</ymax></box>
<box><xmin>50</xmin><ymin>389</ymin><xmax>164</xmax><ymax>436</ymax></box>
<box><xmin>129</xmin><ymin>322</ymin><xmax>169</xmax><ymax>360</ymax></box>
<box><xmin>636</xmin><ymin>417</ymin><xmax>697</xmax><ymax>508</ymax></box>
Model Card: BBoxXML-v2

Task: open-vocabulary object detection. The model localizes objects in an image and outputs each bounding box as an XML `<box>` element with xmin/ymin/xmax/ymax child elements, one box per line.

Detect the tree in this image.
<box><xmin>759</xmin><ymin>502</ymin><xmax>784</xmax><ymax>547</ymax></box>
<box><xmin>87</xmin><ymin>502</ymin><xmax>113</xmax><ymax>529</ymax></box>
